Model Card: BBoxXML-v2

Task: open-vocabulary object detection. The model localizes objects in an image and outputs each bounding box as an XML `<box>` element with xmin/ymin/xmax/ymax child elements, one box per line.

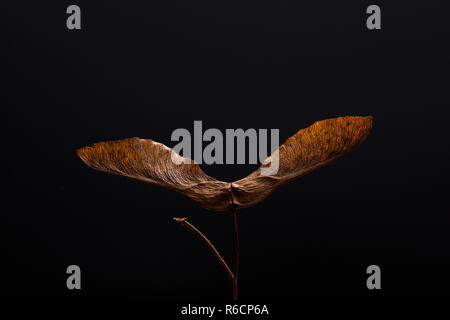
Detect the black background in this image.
<box><xmin>3</xmin><ymin>0</ymin><xmax>450</xmax><ymax>303</ymax></box>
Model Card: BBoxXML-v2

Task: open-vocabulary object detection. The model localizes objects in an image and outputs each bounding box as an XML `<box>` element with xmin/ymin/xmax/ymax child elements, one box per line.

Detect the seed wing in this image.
<box><xmin>230</xmin><ymin>116</ymin><xmax>373</xmax><ymax>208</ymax></box>
<box><xmin>77</xmin><ymin>137</ymin><xmax>232</xmax><ymax>211</ymax></box>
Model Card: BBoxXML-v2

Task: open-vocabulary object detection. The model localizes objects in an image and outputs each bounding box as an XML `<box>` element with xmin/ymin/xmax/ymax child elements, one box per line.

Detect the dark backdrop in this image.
<box><xmin>3</xmin><ymin>1</ymin><xmax>450</xmax><ymax>302</ymax></box>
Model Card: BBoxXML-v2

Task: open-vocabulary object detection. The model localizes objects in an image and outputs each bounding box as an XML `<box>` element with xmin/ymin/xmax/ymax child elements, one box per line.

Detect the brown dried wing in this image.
<box><xmin>230</xmin><ymin>116</ymin><xmax>373</xmax><ymax>208</ymax></box>
<box><xmin>77</xmin><ymin>137</ymin><xmax>232</xmax><ymax>211</ymax></box>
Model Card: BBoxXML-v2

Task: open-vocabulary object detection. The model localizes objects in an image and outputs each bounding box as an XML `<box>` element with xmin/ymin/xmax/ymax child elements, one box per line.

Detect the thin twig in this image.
<box><xmin>173</xmin><ymin>217</ymin><xmax>234</xmax><ymax>281</ymax></box>
<box><xmin>231</xmin><ymin>207</ymin><xmax>239</xmax><ymax>300</ymax></box>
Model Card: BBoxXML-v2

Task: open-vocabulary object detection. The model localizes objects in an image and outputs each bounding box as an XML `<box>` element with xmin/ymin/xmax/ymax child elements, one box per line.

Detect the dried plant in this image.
<box><xmin>77</xmin><ymin>116</ymin><xmax>373</xmax><ymax>299</ymax></box>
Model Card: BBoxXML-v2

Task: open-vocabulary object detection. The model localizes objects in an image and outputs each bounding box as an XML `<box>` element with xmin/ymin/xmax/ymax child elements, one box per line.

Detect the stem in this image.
<box><xmin>231</xmin><ymin>207</ymin><xmax>239</xmax><ymax>300</ymax></box>
<box><xmin>173</xmin><ymin>210</ymin><xmax>240</xmax><ymax>300</ymax></box>
<box><xmin>173</xmin><ymin>217</ymin><xmax>234</xmax><ymax>282</ymax></box>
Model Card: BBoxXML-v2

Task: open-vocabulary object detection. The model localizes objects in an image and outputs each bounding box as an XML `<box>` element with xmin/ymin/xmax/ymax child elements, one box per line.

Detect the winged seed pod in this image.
<box><xmin>77</xmin><ymin>116</ymin><xmax>373</xmax><ymax>299</ymax></box>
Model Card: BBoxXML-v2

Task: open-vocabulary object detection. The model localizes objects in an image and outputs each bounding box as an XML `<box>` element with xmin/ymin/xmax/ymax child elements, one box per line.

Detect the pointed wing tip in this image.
<box><xmin>76</xmin><ymin>137</ymin><xmax>138</xmax><ymax>168</ymax></box>
<box><xmin>359</xmin><ymin>115</ymin><xmax>373</xmax><ymax>126</ymax></box>
<box><xmin>76</xmin><ymin>145</ymin><xmax>91</xmax><ymax>164</ymax></box>
<box><xmin>335</xmin><ymin>115</ymin><xmax>373</xmax><ymax>127</ymax></box>
<box><xmin>354</xmin><ymin>115</ymin><xmax>373</xmax><ymax>139</ymax></box>
<box><xmin>296</xmin><ymin>115</ymin><xmax>373</xmax><ymax>134</ymax></box>
<box><xmin>331</xmin><ymin>115</ymin><xmax>374</xmax><ymax>147</ymax></box>
<box><xmin>351</xmin><ymin>114</ymin><xmax>373</xmax><ymax>132</ymax></box>
<box><xmin>319</xmin><ymin>115</ymin><xmax>373</xmax><ymax>140</ymax></box>
<box><xmin>366</xmin><ymin>115</ymin><xmax>374</xmax><ymax>130</ymax></box>
<box><xmin>76</xmin><ymin>141</ymin><xmax>101</xmax><ymax>163</ymax></box>
<box><xmin>77</xmin><ymin>137</ymin><xmax>143</xmax><ymax>155</ymax></box>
